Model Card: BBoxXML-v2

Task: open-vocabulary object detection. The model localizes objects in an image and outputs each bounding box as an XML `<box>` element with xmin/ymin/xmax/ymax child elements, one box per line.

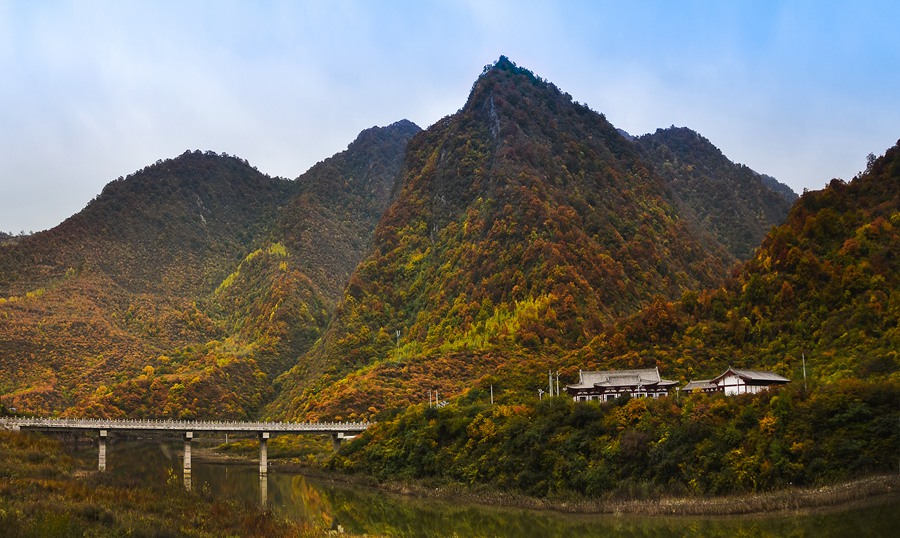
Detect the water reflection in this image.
<box><xmin>334</xmin><ymin>494</ymin><xmax>898</xmax><ymax>537</ymax></box>
<box><xmin>69</xmin><ymin>440</ymin><xmax>900</xmax><ymax>537</ymax></box>
<box><xmin>260</xmin><ymin>473</ymin><xmax>267</xmax><ymax>506</ymax></box>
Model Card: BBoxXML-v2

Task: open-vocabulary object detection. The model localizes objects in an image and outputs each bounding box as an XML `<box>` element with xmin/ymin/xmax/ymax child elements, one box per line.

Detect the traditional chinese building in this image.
<box><xmin>708</xmin><ymin>367</ymin><xmax>790</xmax><ymax>395</ymax></box>
<box><xmin>681</xmin><ymin>379</ymin><xmax>718</xmax><ymax>393</ymax></box>
<box><xmin>681</xmin><ymin>368</ymin><xmax>790</xmax><ymax>396</ymax></box>
<box><xmin>565</xmin><ymin>368</ymin><xmax>678</xmax><ymax>402</ymax></box>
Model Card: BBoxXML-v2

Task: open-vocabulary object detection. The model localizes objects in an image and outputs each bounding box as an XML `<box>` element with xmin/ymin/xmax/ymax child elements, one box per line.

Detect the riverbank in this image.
<box><xmin>192</xmin><ymin>445</ymin><xmax>899</xmax><ymax>517</ymax></box>
<box><xmin>298</xmin><ymin>470</ymin><xmax>900</xmax><ymax>517</ymax></box>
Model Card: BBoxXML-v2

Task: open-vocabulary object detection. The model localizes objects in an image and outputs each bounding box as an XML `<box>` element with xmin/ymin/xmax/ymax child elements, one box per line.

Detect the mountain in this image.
<box><xmin>0</xmin><ymin>121</ymin><xmax>420</xmax><ymax>417</ymax></box>
<box><xmin>760</xmin><ymin>173</ymin><xmax>798</xmax><ymax>204</ymax></box>
<box><xmin>266</xmin><ymin>119</ymin><xmax>421</xmax><ymax>305</ymax></box>
<box><xmin>327</xmin><ymin>141</ymin><xmax>899</xmax><ymax>501</ymax></box>
<box><xmin>205</xmin><ymin>120</ymin><xmax>421</xmax><ymax>376</ymax></box>
<box><xmin>577</xmin><ymin>139</ymin><xmax>900</xmax><ymax>385</ymax></box>
<box><xmin>636</xmin><ymin>126</ymin><xmax>797</xmax><ymax>260</ymax></box>
<box><xmin>0</xmin><ymin>152</ymin><xmax>295</xmax><ymax>414</ymax></box>
<box><xmin>269</xmin><ymin>57</ymin><xmax>749</xmax><ymax>421</ymax></box>
<box><xmin>0</xmin><ymin>151</ymin><xmax>296</xmax><ymax>298</ymax></box>
<box><xmin>1</xmin><ymin>57</ymin><xmax>806</xmax><ymax>421</ymax></box>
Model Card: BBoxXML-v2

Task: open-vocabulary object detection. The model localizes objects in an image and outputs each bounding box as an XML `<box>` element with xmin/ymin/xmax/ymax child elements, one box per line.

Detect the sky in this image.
<box><xmin>1</xmin><ymin>0</ymin><xmax>898</xmax><ymax>234</ymax></box>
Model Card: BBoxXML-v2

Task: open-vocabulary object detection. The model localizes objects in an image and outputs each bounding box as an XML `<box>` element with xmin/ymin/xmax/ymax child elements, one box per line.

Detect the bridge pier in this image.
<box><xmin>183</xmin><ymin>431</ymin><xmax>192</xmax><ymax>490</ymax></box>
<box><xmin>260</xmin><ymin>473</ymin><xmax>268</xmax><ymax>507</ymax></box>
<box><xmin>331</xmin><ymin>432</ymin><xmax>343</xmax><ymax>451</ymax></box>
<box><xmin>259</xmin><ymin>432</ymin><xmax>269</xmax><ymax>475</ymax></box>
<box><xmin>98</xmin><ymin>430</ymin><xmax>108</xmax><ymax>471</ymax></box>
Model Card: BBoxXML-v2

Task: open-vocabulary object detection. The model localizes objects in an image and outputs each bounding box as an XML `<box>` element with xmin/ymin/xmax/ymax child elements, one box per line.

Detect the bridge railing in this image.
<box><xmin>0</xmin><ymin>417</ymin><xmax>371</xmax><ymax>433</ymax></box>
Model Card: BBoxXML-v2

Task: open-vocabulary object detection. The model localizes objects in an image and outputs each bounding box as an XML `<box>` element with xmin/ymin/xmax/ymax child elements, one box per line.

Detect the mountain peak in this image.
<box><xmin>348</xmin><ymin>120</ymin><xmax>421</xmax><ymax>152</ymax></box>
<box><xmin>484</xmin><ymin>55</ymin><xmax>522</xmax><ymax>74</ymax></box>
<box><xmin>268</xmin><ymin>57</ymin><xmax>740</xmax><ymax>420</ymax></box>
<box><xmin>473</xmin><ymin>56</ymin><xmax>555</xmax><ymax>99</ymax></box>
<box><xmin>388</xmin><ymin>118</ymin><xmax>420</xmax><ymax>131</ymax></box>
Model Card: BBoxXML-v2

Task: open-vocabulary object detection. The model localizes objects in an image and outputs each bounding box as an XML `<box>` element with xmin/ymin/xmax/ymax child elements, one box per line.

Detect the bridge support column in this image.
<box><xmin>259</xmin><ymin>432</ymin><xmax>269</xmax><ymax>475</ymax></box>
<box><xmin>98</xmin><ymin>430</ymin><xmax>108</xmax><ymax>471</ymax></box>
<box><xmin>331</xmin><ymin>432</ymin><xmax>343</xmax><ymax>451</ymax></box>
<box><xmin>183</xmin><ymin>431</ymin><xmax>193</xmax><ymax>490</ymax></box>
<box><xmin>259</xmin><ymin>473</ymin><xmax>268</xmax><ymax>507</ymax></box>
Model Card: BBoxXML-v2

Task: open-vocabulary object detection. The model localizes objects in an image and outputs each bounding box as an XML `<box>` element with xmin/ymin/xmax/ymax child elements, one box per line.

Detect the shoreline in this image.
<box><xmin>190</xmin><ymin>447</ymin><xmax>899</xmax><ymax>517</ymax></box>
<box><xmin>300</xmin><ymin>471</ymin><xmax>900</xmax><ymax>517</ymax></box>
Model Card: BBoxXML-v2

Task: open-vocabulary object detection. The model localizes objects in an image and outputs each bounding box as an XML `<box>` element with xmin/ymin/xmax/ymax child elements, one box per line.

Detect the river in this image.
<box><xmin>66</xmin><ymin>438</ymin><xmax>899</xmax><ymax>537</ymax></box>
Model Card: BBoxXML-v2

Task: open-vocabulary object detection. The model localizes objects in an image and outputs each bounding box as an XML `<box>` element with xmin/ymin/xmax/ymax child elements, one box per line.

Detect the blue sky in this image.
<box><xmin>1</xmin><ymin>0</ymin><xmax>898</xmax><ymax>233</ymax></box>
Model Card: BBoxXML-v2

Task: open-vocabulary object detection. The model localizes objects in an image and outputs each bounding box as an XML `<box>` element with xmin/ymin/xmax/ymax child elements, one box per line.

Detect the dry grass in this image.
<box><xmin>330</xmin><ymin>472</ymin><xmax>900</xmax><ymax>517</ymax></box>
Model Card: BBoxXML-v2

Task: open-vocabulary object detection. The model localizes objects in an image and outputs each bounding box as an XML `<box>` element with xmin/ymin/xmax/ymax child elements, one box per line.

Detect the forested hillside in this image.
<box><xmin>577</xmin><ymin>140</ymin><xmax>900</xmax><ymax>386</ymax></box>
<box><xmin>266</xmin><ymin>120</ymin><xmax>421</xmax><ymax>304</ymax></box>
<box><xmin>328</xmin><ymin>141</ymin><xmax>899</xmax><ymax>499</ymax></box>
<box><xmin>638</xmin><ymin>126</ymin><xmax>796</xmax><ymax>260</ymax></box>
<box><xmin>0</xmin><ymin>121</ymin><xmax>419</xmax><ymax>417</ymax></box>
<box><xmin>0</xmin><ymin>151</ymin><xmax>295</xmax><ymax>297</ymax></box>
<box><xmin>0</xmin><ymin>152</ymin><xmax>294</xmax><ymax>415</ymax></box>
<box><xmin>269</xmin><ymin>57</ymin><xmax>759</xmax><ymax>421</ymax></box>
<box><xmin>331</xmin><ymin>381</ymin><xmax>897</xmax><ymax>498</ymax></box>
<box><xmin>0</xmin><ymin>58</ymin><xmax>816</xmax><ymax>423</ymax></box>
<box><xmin>204</xmin><ymin>120</ymin><xmax>421</xmax><ymax>377</ymax></box>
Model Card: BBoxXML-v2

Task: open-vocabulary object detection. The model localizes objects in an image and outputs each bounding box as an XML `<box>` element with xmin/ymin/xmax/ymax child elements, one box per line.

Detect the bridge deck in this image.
<box><xmin>0</xmin><ymin>417</ymin><xmax>370</xmax><ymax>434</ymax></box>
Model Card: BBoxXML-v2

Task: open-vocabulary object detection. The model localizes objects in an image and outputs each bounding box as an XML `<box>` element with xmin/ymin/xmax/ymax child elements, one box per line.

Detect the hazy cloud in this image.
<box><xmin>1</xmin><ymin>0</ymin><xmax>898</xmax><ymax>232</ymax></box>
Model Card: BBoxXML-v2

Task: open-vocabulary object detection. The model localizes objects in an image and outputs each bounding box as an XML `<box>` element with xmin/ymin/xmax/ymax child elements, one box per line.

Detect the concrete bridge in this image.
<box><xmin>0</xmin><ymin>417</ymin><xmax>370</xmax><ymax>490</ymax></box>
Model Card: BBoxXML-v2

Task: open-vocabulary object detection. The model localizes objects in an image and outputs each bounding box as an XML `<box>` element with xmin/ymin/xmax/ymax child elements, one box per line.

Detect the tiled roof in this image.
<box><xmin>682</xmin><ymin>379</ymin><xmax>716</xmax><ymax>391</ymax></box>
<box><xmin>567</xmin><ymin>368</ymin><xmax>676</xmax><ymax>390</ymax></box>
<box><xmin>715</xmin><ymin>368</ymin><xmax>790</xmax><ymax>384</ymax></box>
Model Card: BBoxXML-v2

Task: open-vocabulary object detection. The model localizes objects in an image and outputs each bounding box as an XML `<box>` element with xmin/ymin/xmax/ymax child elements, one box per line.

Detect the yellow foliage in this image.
<box><xmin>612</xmin><ymin>397</ymin><xmax>650</xmax><ymax>431</ymax></box>
<box><xmin>215</xmin><ymin>269</ymin><xmax>240</xmax><ymax>294</ymax></box>
<box><xmin>437</xmin><ymin>294</ymin><xmax>556</xmax><ymax>353</ymax></box>
<box><xmin>0</xmin><ymin>288</ymin><xmax>45</xmax><ymax>304</ymax></box>
<box><xmin>758</xmin><ymin>414</ymin><xmax>778</xmax><ymax>435</ymax></box>
<box><xmin>267</xmin><ymin>242</ymin><xmax>287</xmax><ymax>256</ymax></box>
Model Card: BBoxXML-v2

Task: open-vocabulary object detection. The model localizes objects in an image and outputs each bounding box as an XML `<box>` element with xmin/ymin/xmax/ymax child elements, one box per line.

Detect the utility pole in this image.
<box><xmin>549</xmin><ymin>370</ymin><xmax>553</xmax><ymax>397</ymax></box>
<box><xmin>556</xmin><ymin>370</ymin><xmax>560</xmax><ymax>397</ymax></box>
<box><xmin>490</xmin><ymin>384</ymin><xmax>494</xmax><ymax>405</ymax></box>
<box><xmin>802</xmin><ymin>353</ymin><xmax>808</xmax><ymax>392</ymax></box>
